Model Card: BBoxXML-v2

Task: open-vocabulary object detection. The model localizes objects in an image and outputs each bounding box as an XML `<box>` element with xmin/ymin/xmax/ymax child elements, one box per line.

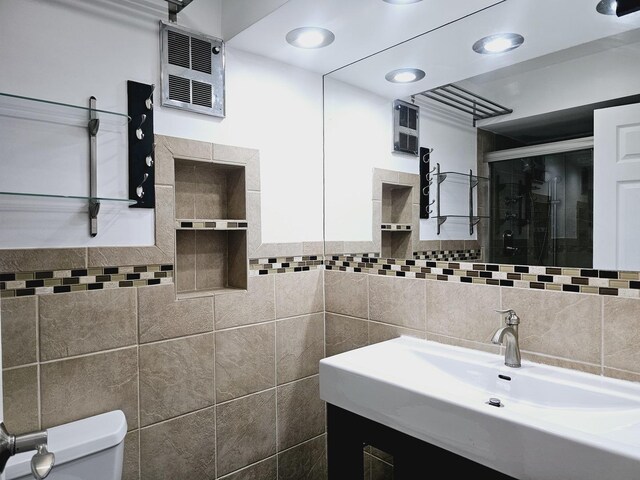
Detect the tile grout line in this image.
<box><xmin>273</xmin><ymin>277</ymin><xmax>279</xmax><ymax>476</ymax></box>
<box><xmin>135</xmin><ymin>288</ymin><xmax>142</xmax><ymax>479</ymax></box>
<box><xmin>36</xmin><ymin>295</ymin><xmax>42</xmax><ymax>430</ymax></box>
<box><xmin>601</xmin><ymin>296</ymin><xmax>605</xmax><ymax>376</ymax></box>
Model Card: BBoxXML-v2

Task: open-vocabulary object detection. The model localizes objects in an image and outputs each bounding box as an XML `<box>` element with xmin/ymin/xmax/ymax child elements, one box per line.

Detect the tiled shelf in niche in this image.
<box><xmin>381</xmin><ymin>223</ymin><xmax>412</xmax><ymax>231</ymax></box>
<box><xmin>176</xmin><ymin>219</ymin><xmax>248</xmax><ymax>230</ymax></box>
<box><xmin>174</xmin><ymin>158</ymin><xmax>248</xmax><ymax>295</ymax></box>
<box><xmin>381</xmin><ymin>183</ymin><xmax>414</xmax><ymax>258</ymax></box>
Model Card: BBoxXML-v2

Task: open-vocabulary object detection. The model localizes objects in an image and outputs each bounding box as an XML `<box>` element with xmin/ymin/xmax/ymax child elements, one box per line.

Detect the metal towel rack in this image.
<box><xmin>417</xmin><ymin>83</ymin><xmax>512</xmax><ymax>126</ymax></box>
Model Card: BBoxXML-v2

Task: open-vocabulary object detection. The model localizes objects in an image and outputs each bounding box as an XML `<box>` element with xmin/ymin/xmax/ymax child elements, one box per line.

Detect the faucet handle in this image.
<box><xmin>495</xmin><ymin>309</ymin><xmax>520</xmax><ymax>325</ymax></box>
<box><xmin>31</xmin><ymin>444</ymin><xmax>55</xmax><ymax>480</ymax></box>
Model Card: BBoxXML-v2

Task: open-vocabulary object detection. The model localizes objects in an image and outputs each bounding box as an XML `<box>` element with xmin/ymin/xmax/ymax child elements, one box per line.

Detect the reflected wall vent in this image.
<box><xmin>160</xmin><ymin>22</ymin><xmax>225</xmax><ymax>117</ymax></box>
<box><xmin>393</xmin><ymin>99</ymin><xmax>419</xmax><ymax>156</ymax></box>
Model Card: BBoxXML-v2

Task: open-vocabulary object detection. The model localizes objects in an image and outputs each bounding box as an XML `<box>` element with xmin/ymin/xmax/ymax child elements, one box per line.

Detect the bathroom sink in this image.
<box><xmin>319</xmin><ymin>336</ymin><xmax>640</xmax><ymax>480</ymax></box>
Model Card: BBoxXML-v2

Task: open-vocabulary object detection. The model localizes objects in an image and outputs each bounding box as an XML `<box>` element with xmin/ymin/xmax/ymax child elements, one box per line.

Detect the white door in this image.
<box><xmin>593</xmin><ymin>103</ymin><xmax>640</xmax><ymax>271</ymax></box>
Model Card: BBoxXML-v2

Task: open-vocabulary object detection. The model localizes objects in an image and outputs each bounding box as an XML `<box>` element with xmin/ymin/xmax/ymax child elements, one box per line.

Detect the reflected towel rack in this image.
<box><xmin>416</xmin><ymin>83</ymin><xmax>512</xmax><ymax>126</ymax></box>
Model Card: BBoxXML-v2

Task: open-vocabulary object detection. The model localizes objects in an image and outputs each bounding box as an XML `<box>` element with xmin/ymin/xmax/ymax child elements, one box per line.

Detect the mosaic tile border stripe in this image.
<box><xmin>325</xmin><ymin>255</ymin><xmax>640</xmax><ymax>299</ymax></box>
<box><xmin>249</xmin><ymin>255</ymin><xmax>324</xmax><ymax>276</ymax></box>
<box><xmin>0</xmin><ymin>264</ymin><xmax>174</xmax><ymax>298</ymax></box>
<box><xmin>381</xmin><ymin>223</ymin><xmax>412</xmax><ymax>231</ymax></box>
<box><xmin>413</xmin><ymin>249</ymin><xmax>481</xmax><ymax>261</ymax></box>
<box><xmin>176</xmin><ymin>220</ymin><xmax>248</xmax><ymax>230</ymax></box>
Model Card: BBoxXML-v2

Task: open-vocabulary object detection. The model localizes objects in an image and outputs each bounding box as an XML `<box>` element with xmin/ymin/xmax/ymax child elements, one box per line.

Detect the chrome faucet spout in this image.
<box><xmin>492</xmin><ymin>309</ymin><xmax>522</xmax><ymax>368</ymax></box>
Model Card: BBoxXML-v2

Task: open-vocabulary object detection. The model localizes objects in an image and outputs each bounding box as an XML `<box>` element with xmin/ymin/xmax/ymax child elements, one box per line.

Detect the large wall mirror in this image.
<box><xmin>323</xmin><ymin>0</ymin><xmax>640</xmax><ymax>271</ymax></box>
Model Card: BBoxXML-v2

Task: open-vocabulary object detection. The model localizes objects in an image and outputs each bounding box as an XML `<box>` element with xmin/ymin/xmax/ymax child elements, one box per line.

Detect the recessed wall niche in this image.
<box><xmin>381</xmin><ymin>183</ymin><xmax>413</xmax><ymax>258</ymax></box>
<box><xmin>174</xmin><ymin>159</ymin><xmax>248</xmax><ymax>296</ymax></box>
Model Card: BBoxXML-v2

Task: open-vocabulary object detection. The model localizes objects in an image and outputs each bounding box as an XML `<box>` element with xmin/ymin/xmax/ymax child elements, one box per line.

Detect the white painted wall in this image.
<box><xmin>221</xmin><ymin>0</ymin><xmax>290</xmax><ymax>40</ymax></box>
<box><xmin>324</xmin><ymin>77</ymin><xmax>477</xmax><ymax>242</ymax></box>
<box><xmin>0</xmin><ymin>0</ymin><xmax>324</xmax><ymax>248</ymax></box>
<box><xmin>470</xmin><ymin>39</ymin><xmax>640</xmax><ymax>128</ymax></box>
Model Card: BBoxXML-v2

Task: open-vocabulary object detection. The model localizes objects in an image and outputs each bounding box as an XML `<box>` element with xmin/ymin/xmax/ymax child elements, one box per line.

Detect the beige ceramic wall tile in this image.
<box><xmin>0</xmin><ymin>248</ymin><xmax>86</xmax><ymax>273</ymax></box>
<box><xmin>163</xmin><ymin>135</ymin><xmax>212</xmax><ymax>161</ymax></box>
<box><xmin>275</xmin><ymin>270</ymin><xmax>324</xmax><ymax>319</ymax></box>
<box><xmin>603</xmin><ymin>368</ymin><xmax>640</xmax><ymax>383</ymax></box>
<box><xmin>196</xmin><ymin>164</ymin><xmax>228</xmax><ymax>219</ymax></box>
<box><xmin>227</xmin><ymin>230</ymin><xmax>248</xmax><ymax>290</ymax></box>
<box><xmin>213</xmin><ymin>144</ymin><xmax>258</xmax><ymax>165</ymax></box>
<box><xmin>218</xmin><ymin>457</ymin><xmax>277</xmax><ymax>480</ymax></box>
<box><xmin>138</xmin><ymin>284</ymin><xmax>213</xmax><ymax>343</ymax></box>
<box><xmin>414</xmin><ymin>240</ymin><xmax>440</xmax><ymax>252</ymax></box>
<box><xmin>216</xmin><ymin>390</ymin><xmax>277</xmax><ymax>477</ymax></box>
<box><xmin>369</xmin><ymin>276</ymin><xmax>426</xmax><ymax>330</ymax></box>
<box><xmin>215</xmin><ymin>275</ymin><xmax>275</xmax><ymax>329</ymax></box>
<box><xmin>323</xmin><ymin>241</ymin><xmax>345</xmax><ymax>255</ymax></box>
<box><xmin>276</xmin><ymin>313</ymin><xmax>324</xmax><ymax>385</ymax></box>
<box><xmin>246</xmin><ymin>191</ymin><xmax>262</xmax><ymax>258</ymax></box>
<box><xmin>277</xmin><ymin>435</ymin><xmax>327</xmax><ymax>480</ymax></box>
<box><xmin>3</xmin><ymin>366</ymin><xmax>39</xmax><ymax>432</ymax></box>
<box><xmin>122</xmin><ymin>431</ymin><xmax>139</xmax><ymax>480</ymax></box>
<box><xmin>303</xmin><ymin>242</ymin><xmax>324</xmax><ymax>256</ymax></box>
<box><xmin>426</xmin><ymin>281</ymin><xmax>501</xmax><ymax>344</ymax></box>
<box><xmin>398</xmin><ymin>172</ymin><xmax>421</xmax><ymax>205</ymax></box>
<box><xmin>502</xmin><ymin>288</ymin><xmax>602</xmax><ymax>364</ymax></box>
<box><xmin>324</xmin><ymin>270</ymin><xmax>368</xmax><ymax>319</ymax></box>
<box><xmin>174</xmin><ymin>162</ymin><xmax>196</xmax><ymax>219</ymax></box>
<box><xmin>520</xmin><ymin>351</ymin><xmax>601</xmax><ymax>375</ymax></box>
<box><xmin>227</xmin><ymin>167</ymin><xmax>247</xmax><ymax>220</ymax></box>
<box><xmin>603</xmin><ymin>297</ymin><xmax>640</xmax><ymax>373</ymax></box>
<box><xmin>427</xmin><ymin>333</ymin><xmax>500</xmax><ymax>354</ymax></box>
<box><xmin>343</xmin><ymin>241</ymin><xmax>377</xmax><ymax>256</ymax></box>
<box><xmin>215</xmin><ymin>323</ymin><xmax>275</xmax><ymax>402</ymax></box>
<box><xmin>253</xmin><ymin>243</ymin><xmax>304</xmax><ymax>258</ymax></box>
<box><xmin>369</xmin><ymin>321</ymin><xmax>425</xmax><ymax>345</ymax></box>
<box><xmin>195</xmin><ymin>230</ymin><xmax>227</xmax><ymax>290</ymax></box>
<box><xmin>1</xmin><ymin>296</ymin><xmax>37</xmax><ymax>368</ymax></box>
<box><xmin>325</xmin><ymin>313</ymin><xmax>368</xmax><ymax>357</ymax></box>
<box><xmin>277</xmin><ymin>376</ymin><xmax>324</xmax><ymax>452</ymax></box>
<box><xmin>139</xmin><ymin>333</ymin><xmax>215</xmax><ymax>426</ymax></box>
<box><xmin>40</xmin><ymin>347</ymin><xmax>138</xmax><ymax>429</ymax></box>
<box><xmin>373</xmin><ymin>169</ymin><xmax>400</xmax><ymax>201</ymax></box>
<box><xmin>153</xmin><ymin>140</ymin><xmax>175</xmax><ymax>187</ymax></box>
<box><xmin>140</xmin><ymin>407</ymin><xmax>216</xmax><ymax>480</ymax></box>
<box><xmin>245</xmin><ymin>153</ymin><xmax>262</xmax><ymax>193</ymax></box>
<box><xmin>88</xmin><ymin>186</ymin><xmax>175</xmax><ymax>267</ymax></box>
<box><xmin>39</xmin><ymin>288</ymin><xmax>137</xmax><ymax>361</ymax></box>
<box><xmin>176</xmin><ymin>230</ymin><xmax>196</xmax><ymax>293</ymax></box>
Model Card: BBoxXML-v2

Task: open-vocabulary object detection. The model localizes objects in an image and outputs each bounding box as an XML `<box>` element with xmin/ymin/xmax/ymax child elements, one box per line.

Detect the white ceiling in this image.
<box><xmin>228</xmin><ymin>0</ymin><xmax>640</xmax><ymax>98</ymax></box>
<box><xmin>227</xmin><ymin>0</ymin><xmax>503</xmax><ymax>73</ymax></box>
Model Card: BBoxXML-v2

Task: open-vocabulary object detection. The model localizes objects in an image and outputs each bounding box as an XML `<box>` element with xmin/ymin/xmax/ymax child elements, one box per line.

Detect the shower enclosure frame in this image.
<box><xmin>484</xmin><ymin>136</ymin><xmax>594</xmax><ymax>266</ymax></box>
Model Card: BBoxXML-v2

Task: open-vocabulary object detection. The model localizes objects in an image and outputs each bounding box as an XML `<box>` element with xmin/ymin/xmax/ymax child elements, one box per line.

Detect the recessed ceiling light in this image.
<box><xmin>472</xmin><ymin>33</ymin><xmax>524</xmax><ymax>54</ymax></box>
<box><xmin>385</xmin><ymin>68</ymin><xmax>426</xmax><ymax>83</ymax></box>
<box><xmin>596</xmin><ymin>0</ymin><xmax>617</xmax><ymax>15</ymax></box>
<box><xmin>286</xmin><ymin>27</ymin><xmax>335</xmax><ymax>49</ymax></box>
<box><xmin>383</xmin><ymin>0</ymin><xmax>423</xmax><ymax>4</ymax></box>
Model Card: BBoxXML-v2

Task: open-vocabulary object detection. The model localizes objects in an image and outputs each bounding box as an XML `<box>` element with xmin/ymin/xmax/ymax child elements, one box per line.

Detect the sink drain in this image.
<box><xmin>487</xmin><ymin>397</ymin><xmax>503</xmax><ymax>407</ymax></box>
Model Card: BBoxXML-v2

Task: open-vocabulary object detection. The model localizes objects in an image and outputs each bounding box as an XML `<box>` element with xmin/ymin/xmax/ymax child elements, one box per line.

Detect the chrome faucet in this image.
<box><xmin>492</xmin><ymin>309</ymin><xmax>521</xmax><ymax>368</ymax></box>
<box><xmin>0</xmin><ymin>423</ymin><xmax>55</xmax><ymax>479</ymax></box>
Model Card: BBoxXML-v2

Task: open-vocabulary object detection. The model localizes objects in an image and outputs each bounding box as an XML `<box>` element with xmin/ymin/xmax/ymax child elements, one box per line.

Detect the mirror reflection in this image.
<box><xmin>323</xmin><ymin>1</ymin><xmax>640</xmax><ymax>270</ymax></box>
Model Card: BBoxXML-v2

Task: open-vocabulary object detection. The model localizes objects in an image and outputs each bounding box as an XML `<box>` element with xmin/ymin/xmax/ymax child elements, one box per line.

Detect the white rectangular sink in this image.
<box><xmin>319</xmin><ymin>336</ymin><xmax>640</xmax><ymax>480</ymax></box>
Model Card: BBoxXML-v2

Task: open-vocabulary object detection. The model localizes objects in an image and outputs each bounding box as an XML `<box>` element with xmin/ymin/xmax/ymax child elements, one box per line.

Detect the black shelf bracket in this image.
<box><xmin>128</xmin><ymin>81</ymin><xmax>155</xmax><ymax>209</ymax></box>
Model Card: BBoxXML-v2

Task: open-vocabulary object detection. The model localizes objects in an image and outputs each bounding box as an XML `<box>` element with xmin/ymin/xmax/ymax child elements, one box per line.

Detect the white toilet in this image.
<box><xmin>5</xmin><ymin>410</ymin><xmax>127</xmax><ymax>480</ymax></box>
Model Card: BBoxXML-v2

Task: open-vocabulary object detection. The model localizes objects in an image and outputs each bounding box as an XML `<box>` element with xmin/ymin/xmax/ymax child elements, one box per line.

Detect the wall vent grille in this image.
<box><xmin>393</xmin><ymin>99</ymin><xmax>419</xmax><ymax>156</ymax></box>
<box><xmin>161</xmin><ymin>22</ymin><xmax>224</xmax><ymax>117</ymax></box>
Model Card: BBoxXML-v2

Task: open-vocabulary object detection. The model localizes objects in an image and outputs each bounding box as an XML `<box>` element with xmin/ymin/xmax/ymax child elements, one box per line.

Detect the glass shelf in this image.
<box><xmin>0</xmin><ymin>92</ymin><xmax>130</xmax><ymax>126</ymax></box>
<box><xmin>434</xmin><ymin>214</ymin><xmax>490</xmax><ymax>219</ymax></box>
<box><xmin>0</xmin><ymin>191</ymin><xmax>137</xmax><ymax>204</ymax></box>
<box><xmin>437</xmin><ymin>171</ymin><xmax>489</xmax><ymax>184</ymax></box>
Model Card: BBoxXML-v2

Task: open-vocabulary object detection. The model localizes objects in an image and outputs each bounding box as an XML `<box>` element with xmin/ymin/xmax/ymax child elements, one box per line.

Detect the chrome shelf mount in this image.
<box><xmin>419</xmin><ymin>83</ymin><xmax>512</xmax><ymax>126</ymax></box>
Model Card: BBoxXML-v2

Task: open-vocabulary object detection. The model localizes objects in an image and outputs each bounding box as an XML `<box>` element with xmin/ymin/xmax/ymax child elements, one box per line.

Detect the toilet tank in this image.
<box><xmin>5</xmin><ymin>410</ymin><xmax>127</xmax><ymax>480</ymax></box>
